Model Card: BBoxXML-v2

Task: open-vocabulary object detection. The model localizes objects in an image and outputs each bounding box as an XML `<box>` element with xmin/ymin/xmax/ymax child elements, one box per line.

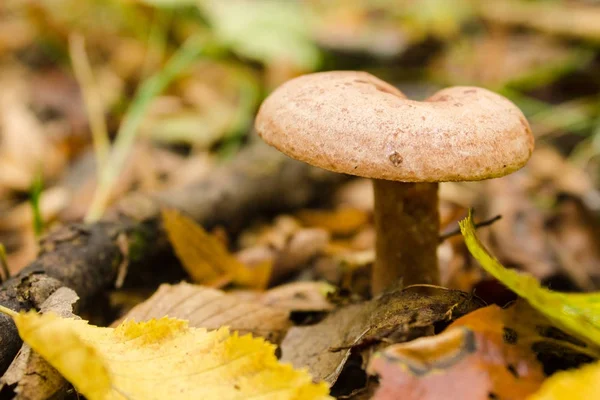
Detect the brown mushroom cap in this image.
<box><xmin>255</xmin><ymin>71</ymin><xmax>534</xmax><ymax>182</ymax></box>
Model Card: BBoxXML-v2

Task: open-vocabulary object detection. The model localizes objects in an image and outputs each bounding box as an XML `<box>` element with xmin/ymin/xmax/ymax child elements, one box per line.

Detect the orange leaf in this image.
<box><xmin>368</xmin><ymin>304</ymin><xmax>546</xmax><ymax>400</ymax></box>
<box><xmin>162</xmin><ymin>208</ymin><xmax>271</xmax><ymax>289</ymax></box>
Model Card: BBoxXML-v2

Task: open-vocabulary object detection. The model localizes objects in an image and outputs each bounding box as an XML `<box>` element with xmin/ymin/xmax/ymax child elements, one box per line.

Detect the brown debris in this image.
<box><xmin>280</xmin><ymin>286</ymin><xmax>482</xmax><ymax>387</ymax></box>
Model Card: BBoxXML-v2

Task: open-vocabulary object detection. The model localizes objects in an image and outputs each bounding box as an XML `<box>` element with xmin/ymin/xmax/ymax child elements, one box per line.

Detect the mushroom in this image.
<box><xmin>255</xmin><ymin>71</ymin><xmax>534</xmax><ymax>294</ymax></box>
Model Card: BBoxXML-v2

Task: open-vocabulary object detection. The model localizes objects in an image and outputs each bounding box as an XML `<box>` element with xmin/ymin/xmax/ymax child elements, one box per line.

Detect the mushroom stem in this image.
<box><xmin>372</xmin><ymin>179</ymin><xmax>440</xmax><ymax>294</ymax></box>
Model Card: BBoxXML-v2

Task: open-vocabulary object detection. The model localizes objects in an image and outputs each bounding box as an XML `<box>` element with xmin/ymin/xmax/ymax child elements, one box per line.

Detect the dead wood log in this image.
<box><xmin>0</xmin><ymin>142</ymin><xmax>346</xmax><ymax>374</ymax></box>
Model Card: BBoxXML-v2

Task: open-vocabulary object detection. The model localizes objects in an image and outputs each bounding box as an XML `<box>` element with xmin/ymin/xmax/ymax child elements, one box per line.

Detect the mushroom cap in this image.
<box><xmin>255</xmin><ymin>71</ymin><xmax>534</xmax><ymax>182</ymax></box>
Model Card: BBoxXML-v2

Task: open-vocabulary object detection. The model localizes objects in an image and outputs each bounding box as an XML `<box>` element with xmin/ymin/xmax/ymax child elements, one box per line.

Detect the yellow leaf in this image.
<box><xmin>162</xmin><ymin>208</ymin><xmax>271</xmax><ymax>290</ymax></box>
<box><xmin>459</xmin><ymin>210</ymin><xmax>600</xmax><ymax>348</ymax></box>
<box><xmin>528</xmin><ymin>359</ymin><xmax>600</xmax><ymax>400</ymax></box>
<box><xmin>0</xmin><ymin>306</ymin><xmax>330</xmax><ymax>400</ymax></box>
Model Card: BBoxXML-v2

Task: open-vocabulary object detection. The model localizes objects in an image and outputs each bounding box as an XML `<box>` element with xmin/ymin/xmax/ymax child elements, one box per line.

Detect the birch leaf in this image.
<box><xmin>0</xmin><ymin>306</ymin><xmax>330</xmax><ymax>400</ymax></box>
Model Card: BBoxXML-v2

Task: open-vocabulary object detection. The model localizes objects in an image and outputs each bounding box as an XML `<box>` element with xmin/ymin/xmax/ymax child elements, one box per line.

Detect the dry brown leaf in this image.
<box><xmin>238</xmin><ymin>227</ymin><xmax>330</xmax><ymax>284</ymax></box>
<box><xmin>296</xmin><ymin>207</ymin><xmax>369</xmax><ymax>236</ymax></box>
<box><xmin>123</xmin><ymin>282</ymin><xmax>291</xmax><ymax>343</ymax></box>
<box><xmin>547</xmin><ymin>195</ymin><xmax>600</xmax><ymax>290</ymax></box>
<box><xmin>485</xmin><ymin>171</ymin><xmax>557</xmax><ymax>279</ymax></box>
<box><xmin>0</xmin><ymin>69</ymin><xmax>65</xmax><ymax>192</ymax></box>
<box><xmin>232</xmin><ymin>281</ymin><xmax>335</xmax><ymax>313</ymax></box>
<box><xmin>281</xmin><ymin>286</ymin><xmax>482</xmax><ymax>387</ymax></box>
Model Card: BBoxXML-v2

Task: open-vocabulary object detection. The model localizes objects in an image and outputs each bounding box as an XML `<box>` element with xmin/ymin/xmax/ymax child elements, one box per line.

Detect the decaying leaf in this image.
<box><xmin>162</xmin><ymin>208</ymin><xmax>271</xmax><ymax>289</ymax></box>
<box><xmin>460</xmin><ymin>210</ymin><xmax>600</xmax><ymax>349</ymax></box>
<box><xmin>0</xmin><ymin>306</ymin><xmax>331</xmax><ymax>400</ymax></box>
<box><xmin>0</xmin><ymin>288</ymin><xmax>79</xmax><ymax>399</ymax></box>
<box><xmin>367</xmin><ymin>299</ymin><xmax>600</xmax><ymax>400</ymax></box>
<box><xmin>281</xmin><ymin>286</ymin><xmax>482</xmax><ymax>386</ymax></box>
<box><xmin>368</xmin><ymin>324</ymin><xmax>542</xmax><ymax>400</ymax></box>
<box><xmin>123</xmin><ymin>282</ymin><xmax>291</xmax><ymax>343</ymax></box>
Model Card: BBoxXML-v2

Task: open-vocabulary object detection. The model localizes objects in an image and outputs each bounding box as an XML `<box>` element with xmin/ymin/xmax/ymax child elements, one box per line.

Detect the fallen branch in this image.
<box><xmin>0</xmin><ymin>142</ymin><xmax>346</xmax><ymax>374</ymax></box>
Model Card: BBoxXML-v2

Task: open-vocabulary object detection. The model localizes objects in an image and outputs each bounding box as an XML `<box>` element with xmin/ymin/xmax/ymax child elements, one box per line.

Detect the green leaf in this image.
<box><xmin>459</xmin><ymin>210</ymin><xmax>600</xmax><ymax>348</ymax></box>
<box><xmin>198</xmin><ymin>0</ymin><xmax>321</xmax><ymax>70</ymax></box>
<box><xmin>29</xmin><ymin>172</ymin><xmax>44</xmax><ymax>237</ymax></box>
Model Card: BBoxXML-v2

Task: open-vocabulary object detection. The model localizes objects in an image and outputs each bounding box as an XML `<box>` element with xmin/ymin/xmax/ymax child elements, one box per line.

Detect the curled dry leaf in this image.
<box><xmin>281</xmin><ymin>286</ymin><xmax>482</xmax><ymax>386</ymax></box>
<box><xmin>0</xmin><ymin>307</ymin><xmax>330</xmax><ymax>400</ymax></box>
<box><xmin>123</xmin><ymin>282</ymin><xmax>291</xmax><ymax>344</ymax></box>
<box><xmin>162</xmin><ymin>208</ymin><xmax>271</xmax><ymax>289</ymax></box>
<box><xmin>1</xmin><ymin>288</ymin><xmax>79</xmax><ymax>400</ymax></box>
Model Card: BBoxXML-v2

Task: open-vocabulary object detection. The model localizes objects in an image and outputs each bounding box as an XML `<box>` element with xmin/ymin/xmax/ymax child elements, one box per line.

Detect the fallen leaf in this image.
<box><xmin>368</xmin><ymin>298</ymin><xmax>600</xmax><ymax>400</ymax></box>
<box><xmin>0</xmin><ymin>306</ymin><xmax>330</xmax><ymax>400</ymax></box>
<box><xmin>256</xmin><ymin>281</ymin><xmax>335</xmax><ymax>312</ymax></box>
<box><xmin>162</xmin><ymin>208</ymin><xmax>271</xmax><ymax>289</ymax></box>
<box><xmin>296</xmin><ymin>207</ymin><xmax>369</xmax><ymax>236</ymax></box>
<box><xmin>368</xmin><ymin>324</ymin><xmax>543</xmax><ymax>400</ymax></box>
<box><xmin>1</xmin><ymin>288</ymin><xmax>79</xmax><ymax>399</ymax></box>
<box><xmin>281</xmin><ymin>286</ymin><xmax>482</xmax><ymax>386</ymax></box>
<box><xmin>460</xmin><ymin>210</ymin><xmax>600</xmax><ymax>349</ymax></box>
<box><xmin>231</xmin><ymin>281</ymin><xmax>334</xmax><ymax>313</ymax></box>
<box><xmin>546</xmin><ymin>195</ymin><xmax>600</xmax><ymax>291</ymax></box>
<box><xmin>528</xmin><ymin>359</ymin><xmax>600</xmax><ymax>400</ymax></box>
<box><xmin>122</xmin><ymin>282</ymin><xmax>291</xmax><ymax>343</ymax></box>
<box><xmin>237</xmin><ymin>227</ymin><xmax>330</xmax><ymax>284</ymax></box>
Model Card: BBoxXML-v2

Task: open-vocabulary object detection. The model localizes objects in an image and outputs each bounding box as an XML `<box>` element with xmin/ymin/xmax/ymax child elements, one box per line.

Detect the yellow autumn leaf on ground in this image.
<box><xmin>459</xmin><ymin>210</ymin><xmax>600</xmax><ymax>348</ymax></box>
<box><xmin>528</xmin><ymin>359</ymin><xmax>600</xmax><ymax>400</ymax></box>
<box><xmin>0</xmin><ymin>306</ymin><xmax>330</xmax><ymax>400</ymax></box>
<box><xmin>162</xmin><ymin>208</ymin><xmax>271</xmax><ymax>289</ymax></box>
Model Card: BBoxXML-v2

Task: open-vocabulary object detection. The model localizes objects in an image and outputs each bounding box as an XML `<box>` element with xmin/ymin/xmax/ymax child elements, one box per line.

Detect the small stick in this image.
<box><xmin>439</xmin><ymin>214</ymin><xmax>502</xmax><ymax>242</ymax></box>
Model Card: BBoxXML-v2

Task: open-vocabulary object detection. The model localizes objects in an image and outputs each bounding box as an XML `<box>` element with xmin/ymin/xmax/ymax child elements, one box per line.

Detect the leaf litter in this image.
<box><xmin>2</xmin><ymin>0</ymin><xmax>600</xmax><ymax>399</ymax></box>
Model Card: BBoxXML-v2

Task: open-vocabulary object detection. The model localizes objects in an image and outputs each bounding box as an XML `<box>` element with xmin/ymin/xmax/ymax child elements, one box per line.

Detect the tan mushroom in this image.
<box><xmin>255</xmin><ymin>71</ymin><xmax>534</xmax><ymax>294</ymax></box>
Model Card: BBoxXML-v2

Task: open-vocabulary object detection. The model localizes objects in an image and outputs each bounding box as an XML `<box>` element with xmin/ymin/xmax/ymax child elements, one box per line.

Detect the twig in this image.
<box><xmin>439</xmin><ymin>214</ymin><xmax>502</xmax><ymax>242</ymax></box>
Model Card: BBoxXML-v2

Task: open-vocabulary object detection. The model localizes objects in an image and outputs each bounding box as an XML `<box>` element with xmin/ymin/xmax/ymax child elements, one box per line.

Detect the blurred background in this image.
<box><xmin>1</xmin><ymin>0</ymin><xmax>599</xmax><ymax>297</ymax></box>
